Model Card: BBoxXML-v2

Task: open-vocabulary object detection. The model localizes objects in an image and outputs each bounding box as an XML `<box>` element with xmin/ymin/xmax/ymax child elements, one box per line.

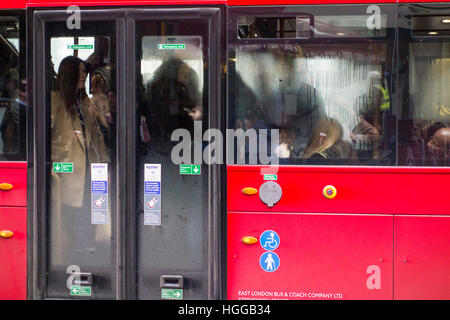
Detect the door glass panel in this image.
<box><xmin>398</xmin><ymin>7</ymin><xmax>450</xmax><ymax>166</ymax></box>
<box><xmin>0</xmin><ymin>15</ymin><xmax>26</xmax><ymax>160</ymax></box>
<box><xmin>229</xmin><ymin>5</ymin><xmax>396</xmax><ymax>166</ymax></box>
<box><xmin>46</xmin><ymin>21</ymin><xmax>117</xmax><ymax>298</ymax></box>
<box><xmin>135</xmin><ymin>20</ymin><xmax>209</xmax><ymax>299</ymax></box>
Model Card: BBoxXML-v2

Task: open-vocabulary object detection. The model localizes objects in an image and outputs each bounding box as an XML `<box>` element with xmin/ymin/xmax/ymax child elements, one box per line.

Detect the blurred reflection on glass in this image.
<box><xmin>230</xmin><ymin>41</ymin><xmax>393</xmax><ymax>165</ymax></box>
<box><xmin>136</xmin><ymin>34</ymin><xmax>207</xmax><ymax>299</ymax></box>
<box><xmin>398</xmin><ymin>40</ymin><xmax>450</xmax><ymax>166</ymax></box>
<box><xmin>0</xmin><ymin>16</ymin><xmax>26</xmax><ymax>160</ymax></box>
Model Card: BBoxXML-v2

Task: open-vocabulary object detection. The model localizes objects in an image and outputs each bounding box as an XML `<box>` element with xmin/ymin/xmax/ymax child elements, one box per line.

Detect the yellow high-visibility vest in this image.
<box><xmin>375</xmin><ymin>84</ymin><xmax>390</xmax><ymax>111</ymax></box>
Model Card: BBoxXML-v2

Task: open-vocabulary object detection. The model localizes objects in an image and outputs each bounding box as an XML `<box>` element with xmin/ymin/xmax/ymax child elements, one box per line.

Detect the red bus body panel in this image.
<box><xmin>227</xmin><ymin>212</ymin><xmax>393</xmax><ymax>300</ymax></box>
<box><xmin>394</xmin><ymin>216</ymin><xmax>450</xmax><ymax>300</ymax></box>
<box><xmin>0</xmin><ymin>162</ymin><xmax>28</xmax><ymax>207</ymax></box>
<box><xmin>0</xmin><ymin>162</ymin><xmax>27</xmax><ymax>300</ymax></box>
<box><xmin>227</xmin><ymin>166</ymin><xmax>449</xmax><ymax>215</ymax></box>
<box><xmin>227</xmin><ymin>165</ymin><xmax>450</xmax><ymax>299</ymax></box>
<box><xmin>26</xmin><ymin>0</ymin><xmax>225</xmax><ymax>7</ymax></box>
<box><xmin>4</xmin><ymin>0</ymin><xmax>447</xmax><ymax>8</ymax></box>
<box><xmin>0</xmin><ymin>207</ymin><xmax>27</xmax><ymax>300</ymax></box>
<box><xmin>0</xmin><ymin>0</ymin><xmax>27</xmax><ymax>9</ymax></box>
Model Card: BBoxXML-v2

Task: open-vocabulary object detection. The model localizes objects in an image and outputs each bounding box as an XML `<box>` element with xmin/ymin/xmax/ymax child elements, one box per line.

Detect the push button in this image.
<box><xmin>0</xmin><ymin>230</ymin><xmax>14</xmax><ymax>239</ymax></box>
<box><xmin>323</xmin><ymin>185</ymin><xmax>337</xmax><ymax>199</ymax></box>
<box><xmin>259</xmin><ymin>181</ymin><xmax>282</xmax><ymax>207</ymax></box>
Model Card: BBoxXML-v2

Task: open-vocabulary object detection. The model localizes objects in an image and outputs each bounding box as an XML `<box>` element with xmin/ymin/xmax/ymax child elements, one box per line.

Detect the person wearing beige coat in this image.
<box><xmin>49</xmin><ymin>56</ymin><xmax>110</xmax><ymax>266</ymax></box>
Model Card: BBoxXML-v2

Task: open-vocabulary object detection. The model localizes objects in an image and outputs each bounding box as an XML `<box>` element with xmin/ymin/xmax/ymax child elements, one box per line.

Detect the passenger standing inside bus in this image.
<box><xmin>427</xmin><ymin>127</ymin><xmax>450</xmax><ymax>166</ymax></box>
<box><xmin>50</xmin><ymin>56</ymin><xmax>109</xmax><ymax>261</ymax></box>
<box><xmin>351</xmin><ymin>70</ymin><xmax>385</xmax><ymax>162</ymax></box>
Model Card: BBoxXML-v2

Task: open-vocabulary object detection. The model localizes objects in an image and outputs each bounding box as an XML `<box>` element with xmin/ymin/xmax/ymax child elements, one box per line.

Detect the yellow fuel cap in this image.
<box><xmin>0</xmin><ymin>183</ymin><xmax>13</xmax><ymax>191</ymax></box>
<box><xmin>241</xmin><ymin>187</ymin><xmax>258</xmax><ymax>196</ymax></box>
<box><xmin>323</xmin><ymin>185</ymin><xmax>337</xmax><ymax>199</ymax></box>
<box><xmin>0</xmin><ymin>230</ymin><xmax>14</xmax><ymax>239</ymax></box>
<box><xmin>241</xmin><ymin>236</ymin><xmax>258</xmax><ymax>245</ymax></box>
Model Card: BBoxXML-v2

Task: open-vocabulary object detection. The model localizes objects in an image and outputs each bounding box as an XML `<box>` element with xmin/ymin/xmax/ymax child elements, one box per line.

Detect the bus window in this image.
<box><xmin>228</xmin><ymin>5</ymin><xmax>396</xmax><ymax>166</ymax></box>
<box><xmin>0</xmin><ymin>15</ymin><xmax>25</xmax><ymax>160</ymax></box>
<box><xmin>398</xmin><ymin>11</ymin><xmax>450</xmax><ymax>167</ymax></box>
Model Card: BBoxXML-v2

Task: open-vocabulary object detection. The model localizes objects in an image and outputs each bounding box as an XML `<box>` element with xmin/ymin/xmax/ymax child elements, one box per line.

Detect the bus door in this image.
<box><xmin>31</xmin><ymin>7</ymin><xmax>223</xmax><ymax>300</ymax></box>
<box><xmin>226</xmin><ymin>4</ymin><xmax>399</xmax><ymax>300</ymax></box>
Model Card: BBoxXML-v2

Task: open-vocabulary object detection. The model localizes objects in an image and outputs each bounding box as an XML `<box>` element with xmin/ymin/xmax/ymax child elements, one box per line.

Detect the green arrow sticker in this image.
<box><xmin>191</xmin><ymin>165</ymin><xmax>201</xmax><ymax>175</ymax></box>
<box><xmin>53</xmin><ymin>163</ymin><xmax>61</xmax><ymax>172</ymax></box>
<box><xmin>70</xmin><ymin>285</ymin><xmax>91</xmax><ymax>296</ymax></box>
<box><xmin>161</xmin><ymin>288</ymin><xmax>183</xmax><ymax>300</ymax></box>
<box><xmin>179</xmin><ymin>164</ymin><xmax>201</xmax><ymax>175</ymax></box>
<box><xmin>53</xmin><ymin>162</ymin><xmax>73</xmax><ymax>173</ymax></box>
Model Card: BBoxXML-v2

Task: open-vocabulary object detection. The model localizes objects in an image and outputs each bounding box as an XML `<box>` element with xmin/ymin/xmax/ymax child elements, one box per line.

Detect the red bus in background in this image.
<box><xmin>0</xmin><ymin>0</ymin><xmax>449</xmax><ymax>300</ymax></box>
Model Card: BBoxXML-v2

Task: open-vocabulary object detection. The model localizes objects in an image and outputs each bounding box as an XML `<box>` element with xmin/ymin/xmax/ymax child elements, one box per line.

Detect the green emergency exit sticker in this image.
<box><xmin>70</xmin><ymin>285</ymin><xmax>91</xmax><ymax>296</ymax></box>
<box><xmin>179</xmin><ymin>164</ymin><xmax>201</xmax><ymax>175</ymax></box>
<box><xmin>53</xmin><ymin>162</ymin><xmax>74</xmax><ymax>173</ymax></box>
<box><xmin>67</xmin><ymin>44</ymin><xmax>94</xmax><ymax>50</ymax></box>
<box><xmin>158</xmin><ymin>44</ymin><xmax>186</xmax><ymax>50</ymax></box>
<box><xmin>161</xmin><ymin>288</ymin><xmax>183</xmax><ymax>300</ymax></box>
<box><xmin>263</xmin><ymin>174</ymin><xmax>277</xmax><ymax>181</ymax></box>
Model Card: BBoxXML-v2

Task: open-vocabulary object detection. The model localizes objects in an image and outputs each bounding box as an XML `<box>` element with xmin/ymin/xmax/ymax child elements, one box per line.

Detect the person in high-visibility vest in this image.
<box><xmin>369</xmin><ymin>70</ymin><xmax>390</xmax><ymax>112</ymax></box>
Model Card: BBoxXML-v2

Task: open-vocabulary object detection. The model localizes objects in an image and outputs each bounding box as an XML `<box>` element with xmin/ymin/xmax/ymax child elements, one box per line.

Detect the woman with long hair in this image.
<box><xmin>302</xmin><ymin>117</ymin><xmax>352</xmax><ymax>164</ymax></box>
<box><xmin>50</xmin><ymin>55</ymin><xmax>109</xmax><ymax>265</ymax></box>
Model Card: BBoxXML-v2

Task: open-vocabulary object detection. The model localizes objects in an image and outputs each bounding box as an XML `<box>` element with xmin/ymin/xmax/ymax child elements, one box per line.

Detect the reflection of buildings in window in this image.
<box><xmin>0</xmin><ymin>17</ymin><xmax>21</xmax><ymax>156</ymax></box>
<box><xmin>409</xmin><ymin>43</ymin><xmax>450</xmax><ymax>122</ymax></box>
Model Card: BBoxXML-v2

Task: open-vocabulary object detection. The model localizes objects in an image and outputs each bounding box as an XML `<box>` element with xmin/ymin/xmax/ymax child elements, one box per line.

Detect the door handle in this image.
<box><xmin>160</xmin><ymin>275</ymin><xmax>184</xmax><ymax>289</ymax></box>
<box><xmin>70</xmin><ymin>272</ymin><xmax>93</xmax><ymax>286</ymax></box>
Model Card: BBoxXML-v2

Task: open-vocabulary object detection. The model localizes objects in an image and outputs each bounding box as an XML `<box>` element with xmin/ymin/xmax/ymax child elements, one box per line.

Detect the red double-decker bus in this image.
<box><xmin>0</xmin><ymin>0</ymin><xmax>449</xmax><ymax>300</ymax></box>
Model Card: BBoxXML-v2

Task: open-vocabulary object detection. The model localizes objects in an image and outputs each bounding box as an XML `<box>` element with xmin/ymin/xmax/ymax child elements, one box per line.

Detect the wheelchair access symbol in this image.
<box><xmin>260</xmin><ymin>230</ymin><xmax>280</xmax><ymax>251</ymax></box>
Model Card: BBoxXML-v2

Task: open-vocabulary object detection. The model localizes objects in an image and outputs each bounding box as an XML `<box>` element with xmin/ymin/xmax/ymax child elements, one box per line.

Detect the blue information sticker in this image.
<box><xmin>145</xmin><ymin>181</ymin><xmax>161</xmax><ymax>194</ymax></box>
<box><xmin>260</xmin><ymin>230</ymin><xmax>280</xmax><ymax>251</ymax></box>
<box><xmin>91</xmin><ymin>181</ymin><xmax>108</xmax><ymax>194</ymax></box>
<box><xmin>260</xmin><ymin>251</ymin><xmax>280</xmax><ymax>272</ymax></box>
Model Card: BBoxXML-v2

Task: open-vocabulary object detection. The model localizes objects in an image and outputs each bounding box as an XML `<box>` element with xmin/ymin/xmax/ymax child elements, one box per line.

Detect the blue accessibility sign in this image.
<box><xmin>260</xmin><ymin>251</ymin><xmax>280</xmax><ymax>272</ymax></box>
<box><xmin>260</xmin><ymin>230</ymin><xmax>280</xmax><ymax>251</ymax></box>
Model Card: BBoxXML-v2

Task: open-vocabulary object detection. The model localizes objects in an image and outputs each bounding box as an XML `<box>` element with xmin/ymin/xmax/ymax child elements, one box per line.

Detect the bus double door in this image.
<box><xmin>31</xmin><ymin>7</ymin><xmax>222</xmax><ymax>299</ymax></box>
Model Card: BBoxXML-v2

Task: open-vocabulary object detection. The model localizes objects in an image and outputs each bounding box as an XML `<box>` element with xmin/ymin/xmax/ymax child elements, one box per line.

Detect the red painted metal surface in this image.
<box><xmin>26</xmin><ymin>0</ymin><xmax>225</xmax><ymax>7</ymax></box>
<box><xmin>394</xmin><ymin>216</ymin><xmax>450</xmax><ymax>300</ymax></box>
<box><xmin>227</xmin><ymin>166</ymin><xmax>450</xmax><ymax>215</ymax></box>
<box><xmin>227</xmin><ymin>212</ymin><xmax>393</xmax><ymax>300</ymax></box>
<box><xmin>0</xmin><ymin>0</ymin><xmax>27</xmax><ymax>9</ymax></box>
<box><xmin>228</xmin><ymin>0</ymin><xmax>396</xmax><ymax>5</ymax></box>
<box><xmin>0</xmin><ymin>207</ymin><xmax>27</xmax><ymax>300</ymax></box>
<box><xmin>0</xmin><ymin>162</ymin><xmax>27</xmax><ymax>207</ymax></box>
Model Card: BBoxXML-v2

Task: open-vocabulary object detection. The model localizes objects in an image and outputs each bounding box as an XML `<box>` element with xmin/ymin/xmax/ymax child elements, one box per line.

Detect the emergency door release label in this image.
<box><xmin>144</xmin><ymin>164</ymin><xmax>161</xmax><ymax>226</ymax></box>
<box><xmin>53</xmin><ymin>162</ymin><xmax>73</xmax><ymax>173</ymax></box>
<box><xmin>91</xmin><ymin>163</ymin><xmax>108</xmax><ymax>225</ymax></box>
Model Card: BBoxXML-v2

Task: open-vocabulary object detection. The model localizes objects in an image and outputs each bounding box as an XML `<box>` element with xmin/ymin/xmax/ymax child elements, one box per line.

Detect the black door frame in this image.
<box><xmin>29</xmin><ymin>6</ymin><xmax>224</xmax><ymax>300</ymax></box>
